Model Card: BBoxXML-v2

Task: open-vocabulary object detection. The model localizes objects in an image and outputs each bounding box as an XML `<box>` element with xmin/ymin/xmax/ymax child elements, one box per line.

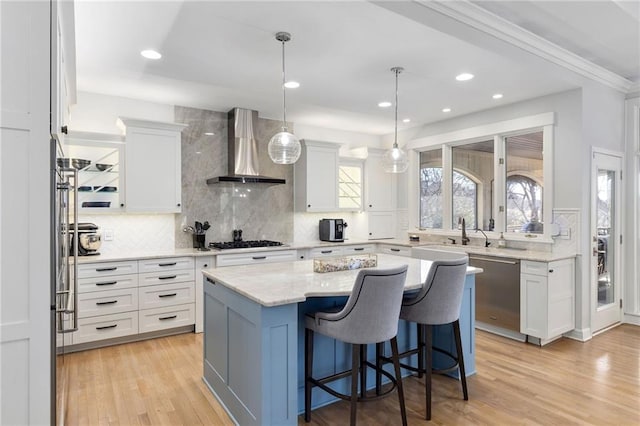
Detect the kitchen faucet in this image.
<box><xmin>476</xmin><ymin>228</ymin><xmax>491</xmax><ymax>247</ymax></box>
<box><xmin>461</xmin><ymin>218</ymin><xmax>470</xmax><ymax>245</ymax></box>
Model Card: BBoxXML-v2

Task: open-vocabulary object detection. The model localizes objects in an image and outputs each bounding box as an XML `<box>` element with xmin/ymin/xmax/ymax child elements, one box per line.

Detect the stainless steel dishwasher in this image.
<box><xmin>469</xmin><ymin>255</ymin><xmax>525</xmax><ymax>341</ymax></box>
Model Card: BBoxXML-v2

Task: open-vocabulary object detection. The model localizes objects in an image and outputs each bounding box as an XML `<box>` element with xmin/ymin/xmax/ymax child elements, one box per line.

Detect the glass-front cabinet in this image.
<box><xmin>65</xmin><ymin>134</ymin><xmax>125</xmax><ymax>213</ymax></box>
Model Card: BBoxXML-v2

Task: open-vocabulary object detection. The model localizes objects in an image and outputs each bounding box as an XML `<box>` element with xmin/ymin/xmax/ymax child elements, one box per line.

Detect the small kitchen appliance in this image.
<box><xmin>319</xmin><ymin>219</ymin><xmax>347</xmax><ymax>242</ymax></box>
<box><xmin>70</xmin><ymin>223</ymin><xmax>102</xmax><ymax>256</ymax></box>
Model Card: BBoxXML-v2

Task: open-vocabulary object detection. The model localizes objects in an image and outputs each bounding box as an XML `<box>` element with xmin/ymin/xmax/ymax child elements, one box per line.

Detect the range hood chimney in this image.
<box><xmin>206</xmin><ymin>108</ymin><xmax>286</xmax><ymax>185</ymax></box>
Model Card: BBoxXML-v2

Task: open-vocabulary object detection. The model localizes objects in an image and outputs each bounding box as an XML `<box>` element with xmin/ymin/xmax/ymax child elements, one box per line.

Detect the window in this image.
<box><xmin>338</xmin><ymin>163</ymin><xmax>362</xmax><ymax>210</ymax></box>
<box><xmin>506</xmin><ymin>175</ymin><xmax>543</xmax><ymax>233</ymax></box>
<box><xmin>452</xmin><ymin>141</ymin><xmax>491</xmax><ymax>230</ymax></box>
<box><xmin>420</xmin><ymin>149</ymin><xmax>443</xmax><ymax>228</ymax></box>
<box><xmin>453</xmin><ymin>172</ymin><xmax>478</xmax><ymax>230</ymax></box>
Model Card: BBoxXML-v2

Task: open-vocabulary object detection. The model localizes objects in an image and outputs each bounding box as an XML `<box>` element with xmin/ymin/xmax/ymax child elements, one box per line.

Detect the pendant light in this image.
<box><xmin>382</xmin><ymin>67</ymin><xmax>409</xmax><ymax>173</ymax></box>
<box><xmin>268</xmin><ymin>32</ymin><xmax>301</xmax><ymax>165</ymax></box>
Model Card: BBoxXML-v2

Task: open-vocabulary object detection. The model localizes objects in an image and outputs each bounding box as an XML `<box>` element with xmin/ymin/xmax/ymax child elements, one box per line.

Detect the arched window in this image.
<box><xmin>420</xmin><ymin>167</ymin><xmax>478</xmax><ymax>229</ymax></box>
<box><xmin>506</xmin><ymin>174</ymin><xmax>543</xmax><ymax>233</ymax></box>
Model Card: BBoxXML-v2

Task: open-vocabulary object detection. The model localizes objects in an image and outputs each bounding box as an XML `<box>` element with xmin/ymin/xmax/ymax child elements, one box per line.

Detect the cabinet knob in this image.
<box><xmin>120</xmin><ymin>203</ymin><xmax>124</xmax><ymax>207</ymax></box>
<box><xmin>369</xmin><ymin>232</ymin><xmax>372</xmax><ymax>236</ymax></box>
<box><xmin>177</xmin><ymin>203</ymin><xmax>181</xmax><ymax>207</ymax></box>
<box><xmin>369</xmin><ymin>204</ymin><xmax>372</xmax><ymax>208</ymax></box>
<box><xmin>61</xmin><ymin>125</ymin><xmax>68</xmax><ymax>134</ymax></box>
<box><xmin>203</xmin><ymin>264</ymin><xmax>208</xmax><ymax>268</ymax></box>
<box><xmin>548</xmin><ymin>269</ymin><xmax>554</xmax><ymax>273</ymax></box>
<box><xmin>308</xmin><ymin>204</ymin><xmax>311</xmax><ymax>208</ymax></box>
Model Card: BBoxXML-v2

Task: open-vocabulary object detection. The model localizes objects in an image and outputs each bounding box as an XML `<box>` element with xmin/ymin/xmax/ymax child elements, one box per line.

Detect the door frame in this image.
<box><xmin>590</xmin><ymin>149</ymin><xmax>624</xmax><ymax>333</ymax></box>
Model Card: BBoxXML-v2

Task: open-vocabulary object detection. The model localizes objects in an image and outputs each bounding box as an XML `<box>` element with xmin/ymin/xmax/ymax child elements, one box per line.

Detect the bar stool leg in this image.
<box><xmin>417</xmin><ymin>323</ymin><xmax>425</xmax><ymax>378</ymax></box>
<box><xmin>390</xmin><ymin>336</ymin><xmax>408</xmax><ymax>426</ymax></box>
<box><xmin>360</xmin><ymin>344</ymin><xmax>367</xmax><ymax>399</ymax></box>
<box><xmin>424</xmin><ymin>324</ymin><xmax>433</xmax><ymax>420</ymax></box>
<box><xmin>304</xmin><ymin>328</ymin><xmax>314</xmax><ymax>423</ymax></box>
<box><xmin>453</xmin><ymin>320</ymin><xmax>468</xmax><ymax>400</ymax></box>
<box><xmin>350</xmin><ymin>344</ymin><xmax>360</xmax><ymax>426</ymax></box>
<box><xmin>375</xmin><ymin>342</ymin><xmax>383</xmax><ymax>395</ymax></box>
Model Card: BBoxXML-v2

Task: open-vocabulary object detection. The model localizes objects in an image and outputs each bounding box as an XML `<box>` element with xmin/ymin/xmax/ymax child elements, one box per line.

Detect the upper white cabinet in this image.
<box><xmin>51</xmin><ymin>0</ymin><xmax>77</xmax><ymax>143</ymax></box>
<box><xmin>294</xmin><ymin>140</ymin><xmax>340</xmax><ymax>212</ymax></box>
<box><xmin>118</xmin><ymin>118</ymin><xmax>186</xmax><ymax>213</ymax></box>
<box><xmin>364</xmin><ymin>149</ymin><xmax>397</xmax><ymax>211</ymax></box>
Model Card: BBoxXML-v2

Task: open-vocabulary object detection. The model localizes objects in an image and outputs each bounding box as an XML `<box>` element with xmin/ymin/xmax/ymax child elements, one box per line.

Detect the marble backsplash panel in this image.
<box><xmin>174</xmin><ymin>106</ymin><xmax>294</xmax><ymax>247</ymax></box>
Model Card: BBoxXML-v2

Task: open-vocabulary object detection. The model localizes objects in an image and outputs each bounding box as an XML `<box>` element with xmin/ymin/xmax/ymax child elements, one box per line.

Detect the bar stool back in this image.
<box><xmin>399</xmin><ymin>257</ymin><xmax>469</xmax><ymax>420</ymax></box>
<box><xmin>304</xmin><ymin>265</ymin><xmax>409</xmax><ymax>426</ymax></box>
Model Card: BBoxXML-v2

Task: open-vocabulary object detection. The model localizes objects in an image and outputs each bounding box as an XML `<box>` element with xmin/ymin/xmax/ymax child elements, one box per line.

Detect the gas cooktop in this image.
<box><xmin>208</xmin><ymin>240</ymin><xmax>284</xmax><ymax>250</ymax></box>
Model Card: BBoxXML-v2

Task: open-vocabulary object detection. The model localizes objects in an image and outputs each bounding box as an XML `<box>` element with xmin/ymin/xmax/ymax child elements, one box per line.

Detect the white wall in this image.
<box><xmin>69</xmin><ymin>91</ymin><xmax>175</xmax><ymax>134</ymax></box>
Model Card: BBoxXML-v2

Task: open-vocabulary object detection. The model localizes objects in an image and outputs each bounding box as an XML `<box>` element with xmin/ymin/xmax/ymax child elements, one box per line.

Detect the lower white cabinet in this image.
<box><xmin>70</xmin><ymin>256</ymin><xmax>197</xmax><ymax>349</ymax></box>
<box><xmin>216</xmin><ymin>249</ymin><xmax>297</xmax><ymax>267</ymax></box>
<box><xmin>378</xmin><ymin>244</ymin><xmax>411</xmax><ymax>257</ymax></box>
<box><xmin>368</xmin><ymin>212</ymin><xmax>396</xmax><ymax>240</ymax></box>
<box><xmin>520</xmin><ymin>258</ymin><xmax>575</xmax><ymax>344</ymax></box>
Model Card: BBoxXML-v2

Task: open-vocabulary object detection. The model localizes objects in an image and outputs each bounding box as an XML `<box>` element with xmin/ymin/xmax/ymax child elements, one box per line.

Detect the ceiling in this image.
<box><xmin>74</xmin><ymin>1</ymin><xmax>640</xmax><ymax>136</ymax></box>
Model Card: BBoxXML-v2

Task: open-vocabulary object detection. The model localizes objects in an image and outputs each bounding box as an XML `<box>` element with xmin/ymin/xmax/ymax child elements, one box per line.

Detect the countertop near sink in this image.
<box><xmin>414</xmin><ymin>244</ymin><xmax>576</xmax><ymax>262</ymax></box>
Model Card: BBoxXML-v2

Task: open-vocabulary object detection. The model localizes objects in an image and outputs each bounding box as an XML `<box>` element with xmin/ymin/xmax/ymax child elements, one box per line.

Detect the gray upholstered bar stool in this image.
<box><xmin>304</xmin><ymin>265</ymin><xmax>409</xmax><ymax>426</ymax></box>
<box><xmin>380</xmin><ymin>257</ymin><xmax>469</xmax><ymax>420</ymax></box>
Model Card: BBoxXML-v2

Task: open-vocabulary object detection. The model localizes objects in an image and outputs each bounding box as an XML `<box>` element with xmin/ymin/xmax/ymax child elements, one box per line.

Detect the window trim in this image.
<box><xmin>407</xmin><ymin>112</ymin><xmax>555</xmax><ymax>241</ymax></box>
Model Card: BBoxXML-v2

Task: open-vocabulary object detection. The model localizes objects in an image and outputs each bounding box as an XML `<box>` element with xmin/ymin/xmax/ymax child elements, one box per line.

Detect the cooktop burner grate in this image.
<box><xmin>208</xmin><ymin>240</ymin><xmax>284</xmax><ymax>250</ymax></box>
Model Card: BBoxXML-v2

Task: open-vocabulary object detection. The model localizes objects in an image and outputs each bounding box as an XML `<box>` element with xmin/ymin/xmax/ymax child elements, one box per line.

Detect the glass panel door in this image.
<box><xmin>592</xmin><ymin>152</ymin><xmax>622</xmax><ymax>332</ymax></box>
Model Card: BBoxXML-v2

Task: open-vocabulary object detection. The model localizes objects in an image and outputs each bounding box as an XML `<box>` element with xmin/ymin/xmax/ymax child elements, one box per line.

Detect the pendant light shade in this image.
<box><xmin>382</xmin><ymin>67</ymin><xmax>409</xmax><ymax>173</ymax></box>
<box><xmin>268</xmin><ymin>32</ymin><xmax>301</xmax><ymax>165</ymax></box>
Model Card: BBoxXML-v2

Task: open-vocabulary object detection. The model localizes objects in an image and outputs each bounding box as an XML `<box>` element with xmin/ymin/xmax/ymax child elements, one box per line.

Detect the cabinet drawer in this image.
<box><xmin>521</xmin><ymin>260</ymin><xmax>548</xmax><ymax>276</ymax></box>
<box><xmin>77</xmin><ymin>260</ymin><xmax>138</xmax><ymax>278</ymax></box>
<box><xmin>74</xmin><ymin>311</ymin><xmax>138</xmax><ymax>344</ymax></box>
<box><xmin>138</xmin><ymin>269</ymin><xmax>195</xmax><ymax>287</ymax></box>
<box><xmin>138</xmin><ymin>256</ymin><xmax>194</xmax><ymax>273</ymax></box>
<box><xmin>216</xmin><ymin>249</ymin><xmax>297</xmax><ymax>267</ymax></box>
<box><xmin>342</xmin><ymin>244</ymin><xmax>375</xmax><ymax>255</ymax></box>
<box><xmin>309</xmin><ymin>247</ymin><xmax>343</xmax><ymax>258</ymax></box>
<box><xmin>139</xmin><ymin>282</ymin><xmax>195</xmax><ymax>310</ymax></box>
<box><xmin>78</xmin><ymin>274</ymin><xmax>138</xmax><ymax>293</ymax></box>
<box><xmin>78</xmin><ymin>287</ymin><xmax>138</xmax><ymax>318</ymax></box>
<box><xmin>378</xmin><ymin>244</ymin><xmax>411</xmax><ymax>257</ymax></box>
<box><xmin>139</xmin><ymin>303</ymin><xmax>195</xmax><ymax>333</ymax></box>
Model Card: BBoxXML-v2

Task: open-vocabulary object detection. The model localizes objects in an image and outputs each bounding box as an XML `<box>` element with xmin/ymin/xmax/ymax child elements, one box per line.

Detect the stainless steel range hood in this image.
<box><xmin>206</xmin><ymin>108</ymin><xmax>286</xmax><ymax>185</ymax></box>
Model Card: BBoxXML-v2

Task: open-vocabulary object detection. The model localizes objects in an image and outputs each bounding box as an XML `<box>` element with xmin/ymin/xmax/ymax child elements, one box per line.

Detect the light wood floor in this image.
<box><xmin>58</xmin><ymin>325</ymin><xmax>640</xmax><ymax>425</ymax></box>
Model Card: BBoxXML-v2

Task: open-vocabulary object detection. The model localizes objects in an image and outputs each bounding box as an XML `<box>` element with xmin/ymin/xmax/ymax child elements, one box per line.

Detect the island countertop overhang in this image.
<box><xmin>202</xmin><ymin>254</ymin><xmax>482</xmax><ymax>307</ymax></box>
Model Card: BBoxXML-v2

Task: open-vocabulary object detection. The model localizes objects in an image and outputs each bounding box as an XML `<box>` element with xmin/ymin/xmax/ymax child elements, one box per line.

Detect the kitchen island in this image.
<box><xmin>202</xmin><ymin>254</ymin><xmax>481</xmax><ymax>426</ymax></box>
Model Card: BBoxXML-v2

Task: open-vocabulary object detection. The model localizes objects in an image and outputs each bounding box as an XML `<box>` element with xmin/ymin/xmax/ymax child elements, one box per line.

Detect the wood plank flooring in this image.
<box><xmin>58</xmin><ymin>325</ymin><xmax>640</xmax><ymax>425</ymax></box>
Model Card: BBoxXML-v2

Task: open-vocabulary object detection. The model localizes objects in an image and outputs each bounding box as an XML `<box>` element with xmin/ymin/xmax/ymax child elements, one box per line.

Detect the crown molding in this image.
<box><xmin>415</xmin><ymin>0</ymin><xmax>634</xmax><ymax>94</ymax></box>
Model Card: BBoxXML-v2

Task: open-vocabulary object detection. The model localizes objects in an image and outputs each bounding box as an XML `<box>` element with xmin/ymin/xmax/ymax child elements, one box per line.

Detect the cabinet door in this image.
<box><xmin>124</xmin><ymin>124</ymin><xmax>183</xmax><ymax>213</ymax></box>
<box><xmin>365</xmin><ymin>152</ymin><xmax>396</xmax><ymax>211</ymax></box>
<box><xmin>547</xmin><ymin>259</ymin><xmax>575</xmax><ymax>337</ymax></box>
<box><xmin>295</xmin><ymin>140</ymin><xmax>339</xmax><ymax>212</ymax></box>
<box><xmin>520</xmin><ymin>272</ymin><xmax>548</xmax><ymax>338</ymax></box>
<box><xmin>368</xmin><ymin>211</ymin><xmax>396</xmax><ymax>239</ymax></box>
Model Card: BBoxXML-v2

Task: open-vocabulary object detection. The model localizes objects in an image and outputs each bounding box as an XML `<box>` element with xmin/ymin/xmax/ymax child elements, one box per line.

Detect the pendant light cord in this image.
<box><xmin>394</xmin><ymin>68</ymin><xmax>399</xmax><ymax>148</ymax></box>
<box><xmin>281</xmin><ymin>39</ymin><xmax>287</xmax><ymax>130</ymax></box>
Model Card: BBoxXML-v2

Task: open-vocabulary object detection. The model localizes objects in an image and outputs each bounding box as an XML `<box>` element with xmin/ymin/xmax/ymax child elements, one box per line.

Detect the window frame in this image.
<box><xmin>406</xmin><ymin>112</ymin><xmax>555</xmax><ymax>241</ymax></box>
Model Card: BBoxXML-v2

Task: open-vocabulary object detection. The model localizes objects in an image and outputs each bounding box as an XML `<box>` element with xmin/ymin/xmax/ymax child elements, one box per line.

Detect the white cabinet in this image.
<box><xmin>379</xmin><ymin>244</ymin><xmax>411</xmax><ymax>257</ymax></box>
<box><xmin>368</xmin><ymin>211</ymin><xmax>397</xmax><ymax>240</ymax></box>
<box><xmin>194</xmin><ymin>256</ymin><xmax>214</xmax><ymax>333</ymax></box>
<box><xmin>365</xmin><ymin>149</ymin><xmax>396</xmax><ymax>211</ymax></box>
<box><xmin>216</xmin><ymin>249</ymin><xmax>297</xmax><ymax>267</ymax></box>
<box><xmin>520</xmin><ymin>258</ymin><xmax>575</xmax><ymax>344</ymax></box>
<box><xmin>118</xmin><ymin>117</ymin><xmax>187</xmax><ymax>213</ymax></box>
<box><xmin>50</xmin><ymin>0</ymin><xmax>76</xmax><ymax>143</ymax></box>
<box><xmin>294</xmin><ymin>140</ymin><xmax>340</xmax><ymax>212</ymax></box>
<box><xmin>65</xmin><ymin>134</ymin><xmax>125</xmax><ymax>213</ymax></box>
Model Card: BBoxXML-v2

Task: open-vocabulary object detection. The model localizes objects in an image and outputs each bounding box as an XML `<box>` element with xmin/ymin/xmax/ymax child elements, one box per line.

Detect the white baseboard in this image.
<box><xmin>564</xmin><ymin>328</ymin><xmax>592</xmax><ymax>342</ymax></box>
<box><xmin>623</xmin><ymin>313</ymin><xmax>640</xmax><ymax>326</ymax></box>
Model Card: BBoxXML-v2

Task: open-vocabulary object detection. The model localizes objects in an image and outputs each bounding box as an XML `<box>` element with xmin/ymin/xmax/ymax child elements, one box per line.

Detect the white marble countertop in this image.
<box><xmin>202</xmin><ymin>253</ymin><xmax>482</xmax><ymax>307</ymax></box>
<box><xmin>414</xmin><ymin>244</ymin><xmax>575</xmax><ymax>262</ymax></box>
<box><xmin>76</xmin><ymin>248</ymin><xmax>216</xmax><ymax>263</ymax></box>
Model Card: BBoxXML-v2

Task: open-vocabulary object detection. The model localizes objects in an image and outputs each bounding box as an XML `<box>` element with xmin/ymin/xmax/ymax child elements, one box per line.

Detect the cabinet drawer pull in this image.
<box><xmin>206</xmin><ymin>277</ymin><xmax>216</xmax><ymax>285</ymax></box>
<box><xmin>321</xmin><ymin>250</ymin><xmax>332</xmax><ymax>254</ymax></box>
<box><xmin>96</xmin><ymin>267</ymin><xmax>117</xmax><ymax>272</ymax></box>
<box><xmin>252</xmin><ymin>256</ymin><xmax>267</xmax><ymax>260</ymax></box>
<box><xmin>159</xmin><ymin>315</ymin><xmax>177</xmax><ymax>321</ymax></box>
<box><xmin>96</xmin><ymin>281</ymin><xmax>117</xmax><ymax>286</ymax></box>
<box><xmin>158</xmin><ymin>275</ymin><xmax>177</xmax><ymax>280</ymax></box>
<box><xmin>354</xmin><ymin>248</ymin><xmax>364</xmax><ymax>251</ymax></box>
<box><xmin>96</xmin><ymin>300</ymin><xmax>118</xmax><ymax>306</ymax></box>
<box><xmin>158</xmin><ymin>262</ymin><xmax>177</xmax><ymax>267</ymax></box>
<box><xmin>96</xmin><ymin>324</ymin><xmax>117</xmax><ymax>330</ymax></box>
<box><xmin>390</xmin><ymin>248</ymin><xmax>401</xmax><ymax>252</ymax></box>
<box><xmin>158</xmin><ymin>293</ymin><xmax>177</xmax><ymax>298</ymax></box>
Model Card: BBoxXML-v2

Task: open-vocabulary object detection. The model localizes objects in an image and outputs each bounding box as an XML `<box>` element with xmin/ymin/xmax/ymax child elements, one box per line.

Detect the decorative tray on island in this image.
<box><xmin>313</xmin><ymin>254</ymin><xmax>377</xmax><ymax>273</ymax></box>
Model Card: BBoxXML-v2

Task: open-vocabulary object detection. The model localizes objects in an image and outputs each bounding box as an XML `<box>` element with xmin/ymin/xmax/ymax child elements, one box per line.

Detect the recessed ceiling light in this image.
<box><xmin>442</xmin><ymin>108</ymin><xmax>452</xmax><ymax>113</ymax></box>
<box><xmin>284</xmin><ymin>81</ymin><xmax>300</xmax><ymax>89</ymax></box>
<box><xmin>492</xmin><ymin>93</ymin><xmax>503</xmax><ymax>99</ymax></box>
<box><xmin>378</xmin><ymin>101</ymin><xmax>392</xmax><ymax>108</ymax></box>
<box><xmin>140</xmin><ymin>49</ymin><xmax>162</xmax><ymax>60</ymax></box>
<box><xmin>402</xmin><ymin>118</ymin><xmax>411</xmax><ymax>123</ymax></box>
<box><xmin>455</xmin><ymin>73</ymin><xmax>474</xmax><ymax>81</ymax></box>
<box><xmin>204</xmin><ymin>132</ymin><xmax>214</xmax><ymax>136</ymax></box>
